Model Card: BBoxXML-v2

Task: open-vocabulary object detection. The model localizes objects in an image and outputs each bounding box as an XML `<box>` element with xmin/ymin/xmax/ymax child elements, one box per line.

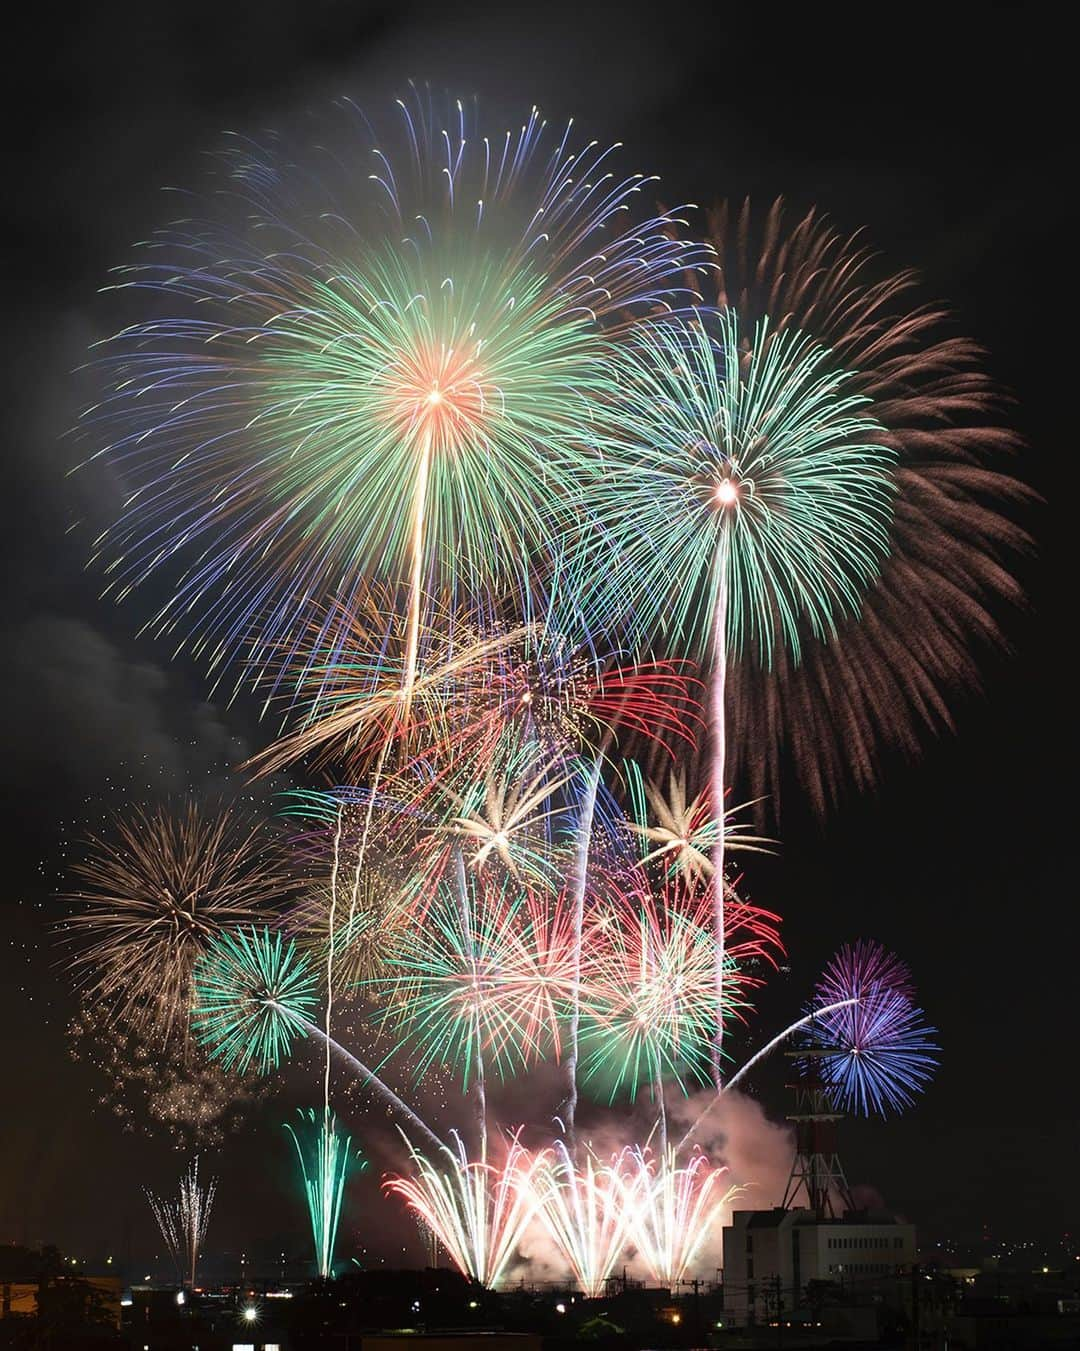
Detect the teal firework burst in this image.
<box><xmin>193</xmin><ymin>927</ymin><xmax>319</xmax><ymax>1074</ymax></box>
<box><xmin>567</xmin><ymin>311</ymin><xmax>896</xmax><ymax>666</ymax></box>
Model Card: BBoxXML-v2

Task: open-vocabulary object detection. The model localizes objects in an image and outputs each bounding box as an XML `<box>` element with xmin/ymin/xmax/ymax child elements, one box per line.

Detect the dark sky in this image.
<box><xmin>1</xmin><ymin>2</ymin><xmax>1070</xmax><ymax>1270</ymax></box>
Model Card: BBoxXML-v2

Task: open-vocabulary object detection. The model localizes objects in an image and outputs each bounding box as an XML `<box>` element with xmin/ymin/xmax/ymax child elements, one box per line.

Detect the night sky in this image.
<box><xmin>1</xmin><ymin>2</ymin><xmax>1069</xmax><ymax>1270</ymax></box>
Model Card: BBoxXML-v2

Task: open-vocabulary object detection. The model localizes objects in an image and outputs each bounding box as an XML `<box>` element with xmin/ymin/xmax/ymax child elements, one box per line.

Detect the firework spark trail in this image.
<box><xmin>320</xmin><ymin>734</ymin><xmax>395</xmax><ymax>1243</ymax></box>
<box><xmin>562</xmin><ymin>663</ymin><xmax>703</xmax><ymax>1148</ymax></box>
<box><xmin>145</xmin><ymin>1157</ymin><xmax>217</xmax><ymax>1287</ymax></box>
<box><xmin>676</xmin><ymin>999</ymin><xmax>858</xmax><ymax>1152</ymax></box>
<box><xmin>563</xmin><ymin>753</ymin><xmax>604</xmax><ymax>1153</ymax></box>
<box><xmin>403</xmin><ymin>425</ymin><xmax>435</xmax><ymax>724</ymax></box>
<box><xmin>295</xmin><ymin>1017</ymin><xmax>443</xmax><ymax>1154</ymax></box>
<box><xmin>711</xmin><ymin>516</ymin><xmax>730</xmax><ymax>1083</ymax></box>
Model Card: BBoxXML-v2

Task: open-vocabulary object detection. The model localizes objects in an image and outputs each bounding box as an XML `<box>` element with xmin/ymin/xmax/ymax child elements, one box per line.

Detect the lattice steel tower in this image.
<box><xmin>781</xmin><ymin>1036</ymin><xmax>854</xmax><ymax>1218</ymax></box>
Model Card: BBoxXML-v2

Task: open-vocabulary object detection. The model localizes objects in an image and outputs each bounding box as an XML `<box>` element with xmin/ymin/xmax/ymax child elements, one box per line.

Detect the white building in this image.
<box><xmin>721</xmin><ymin>1207</ymin><xmax>916</xmax><ymax>1326</ymax></box>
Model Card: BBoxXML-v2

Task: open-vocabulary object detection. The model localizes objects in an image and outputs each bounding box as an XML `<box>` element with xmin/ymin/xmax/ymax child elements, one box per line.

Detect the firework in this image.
<box><xmin>627</xmin><ymin>1147</ymin><xmax>739</xmax><ymax>1287</ymax></box>
<box><xmin>285</xmin><ymin>1108</ymin><xmax>365</xmax><ymax>1278</ymax></box>
<box><xmin>566</xmin><ymin>311</ymin><xmax>893</xmax><ymax>1072</ymax></box>
<box><xmin>578</xmin><ymin>882</ymin><xmax>720</xmax><ymax>1100</ymax></box>
<box><xmin>80</xmin><ymin>92</ymin><xmax>706</xmax><ymax>700</ymax></box>
<box><xmin>62</xmin><ymin>802</ymin><xmax>296</xmax><ymax>1047</ymax></box>
<box><xmin>812</xmin><ymin>942</ymin><xmax>939</xmax><ymax>1116</ymax></box>
<box><xmin>192</xmin><ymin>927</ymin><xmax>320</xmax><ymax>1074</ymax></box>
<box><xmin>570</xmin><ymin>311</ymin><xmax>895</xmax><ymax>666</ymax></box>
<box><xmin>531</xmin><ymin>1142</ymin><xmax>637</xmax><ymax>1297</ymax></box>
<box><xmin>385</xmin><ymin>1131</ymin><xmax>546</xmax><ymax>1288</ymax></box>
<box><xmin>471</xmin><ymin>631</ymin><xmax>706</xmax><ymax>761</ymax></box>
<box><xmin>706</xmin><ymin>198</ymin><xmax>1030</xmax><ymax>812</ymax></box>
<box><xmin>431</xmin><ymin>736</ymin><xmax>571</xmax><ymax>887</ymax></box>
<box><xmin>577</xmin><ymin>875</ymin><xmax>780</xmax><ymax>1102</ymax></box>
<box><xmin>282</xmin><ymin>794</ymin><xmax>417</xmax><ymax>985</ymax></box>
<box><xmin>627</xmin><ymin>766</ymin><xmax>774</xmax><ymax>887</ymax></box>
<box><xmin>375</xmin><ymin>869</ymin><xmax>575</xmax><ymax>1084</ymax></box>
<box><xmin>302</xmin><ymin>1017</ymin><xmax>444</xmax><ymax>1153</ymax></box>
<box><xmin>676</xmin><ymin>998</ymin><xmax>859</xmax><ymax>1152</ymax></box>
<box><xmin>146</xmin><ymin>1157</ymin><xmax>217</xmax><ymax>1287</ymax></box>
<box><xmin>246</xmin><ymin>594</ymin><xmax>532</xmax><ymax>779</ymax></box>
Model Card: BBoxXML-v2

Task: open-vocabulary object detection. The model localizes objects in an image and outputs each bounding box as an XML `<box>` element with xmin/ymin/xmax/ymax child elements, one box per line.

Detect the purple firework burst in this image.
<box><xmin>812</xmin><ymin>940</ymin><xmax>939</xmax><ymax>1117</ymax></box>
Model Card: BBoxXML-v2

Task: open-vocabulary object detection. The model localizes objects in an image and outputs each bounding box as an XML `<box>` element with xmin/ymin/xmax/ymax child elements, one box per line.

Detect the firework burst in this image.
<box><xmin>628</xmin><ymin>767</ymin><xmax>774</xmax><ymax>886</ymax></box>
<box><xmin>62</xmin><ymin>802</ymin><xmax>296</xmax><ymax>1048</ymax></box>
<box><xmin>706</xmin><ymin>198</ymin><xmax>1031</xmax><ymax>812</ymax></box>
<box><xmin>811</xmin><ymin>941</ymin><xmax>939</xmax><ymax>1116</ymax></box>
<box><xmin>193</xmin><ymin>927</ymin><xmax>320</xmax><ymax>1074</ymax></box>
<box><xmin>568</xmin><ymin>310</ymin><xmax>895</xmax><ymax>666</ymax></box>
<box><xmin>578</xmin><ymin>881</ymin><xmax>724</xmax><ymax>1100</ymax></box>
<box><xmin>375</xmin><ymin>871</ymin><xmax>574</xmax><ymax>1083</ymax></box>
<box><xmin>80</xmin><ymin>92</ymin><xmax>706</xmax><ymax>698</ymax></box>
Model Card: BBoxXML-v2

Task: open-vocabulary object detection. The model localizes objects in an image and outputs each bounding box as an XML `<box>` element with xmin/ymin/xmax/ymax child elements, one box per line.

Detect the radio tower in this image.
<box><xmin>780</xmin><ymin>1034</ymin><xmax>854</xmax><ymax>1218</ymax></box>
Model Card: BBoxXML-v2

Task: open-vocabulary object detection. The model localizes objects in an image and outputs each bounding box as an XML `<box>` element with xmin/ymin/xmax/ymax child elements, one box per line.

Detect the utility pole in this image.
<box><xmin>774</xmin><ymin>1273</ymin><xmax>783</xmax><ymax>1348</ymax></box>
<box><xmin>910</xmin><ymin>1262</ymin><xmax>920</xmax><ymax>1351</ymax></box>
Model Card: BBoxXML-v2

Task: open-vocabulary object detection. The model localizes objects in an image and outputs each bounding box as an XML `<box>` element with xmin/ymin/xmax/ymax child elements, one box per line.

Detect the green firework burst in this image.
<box><xmin>566</xmin><ymin>311</ymin><xmax>896</xmax><ymax>666</ymax></box>
<box><xmin>192</xmin><ymin>927</ymin><xmax>320</xmax><ymax>1074</ymax></box>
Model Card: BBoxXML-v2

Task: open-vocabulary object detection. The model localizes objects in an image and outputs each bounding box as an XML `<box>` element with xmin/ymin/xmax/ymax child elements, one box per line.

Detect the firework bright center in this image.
<box><xmin>387</xmin><ymin>341</ymin><xmax>489</xmax><ymax>449</ymax></box>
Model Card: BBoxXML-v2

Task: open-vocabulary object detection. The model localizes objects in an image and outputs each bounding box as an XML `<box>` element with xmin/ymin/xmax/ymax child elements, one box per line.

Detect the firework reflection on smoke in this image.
<box><xmin>146</xmin><ymin>1157</ymin><xmax>217</xmax><ymax>1287</ymax></box>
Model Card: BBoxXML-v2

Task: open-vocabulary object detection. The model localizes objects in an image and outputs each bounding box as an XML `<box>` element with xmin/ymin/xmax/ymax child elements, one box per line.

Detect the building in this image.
<box><xmin>719</xmin><ymin>1032</ymin><xmax>917</xmax><ymax>1330</ymax></box>
<box><xmin>721</xmin><ymin>1205</ymin><xmax>916</xmax><ymax>1326</ymax></box>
